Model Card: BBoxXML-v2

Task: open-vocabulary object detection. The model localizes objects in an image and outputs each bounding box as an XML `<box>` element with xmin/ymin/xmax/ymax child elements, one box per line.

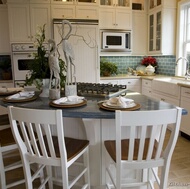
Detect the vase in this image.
<box><xmin>49</xmin><ymin>89</ymin><xmax>60</xmax><ymax>100</ymax></box>
<box><xmin>145</xmin><ymin>64</ymin><xmax>155</xmax><ymax>75</ymax></box>
<box><xmin>65</xmin><ymin>84</ymin><xmax>77</xmax><ymax>97</ymax></box>
<box><xmin>39</xmin><ymin>79</ymin><xmax>50</xmax><ymax>97</ymax></box>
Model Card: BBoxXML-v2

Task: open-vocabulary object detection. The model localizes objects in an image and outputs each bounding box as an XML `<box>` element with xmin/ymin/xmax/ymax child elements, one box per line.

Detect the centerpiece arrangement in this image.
<box><xmin>25</xmin><ymin>24</ymin><xmax>66</xmax><ymax>96</ymax></box>
<box><xmin>141</xmin><ymin>56</ymin><xmax>157</xmax><ymax>75</ymax></box>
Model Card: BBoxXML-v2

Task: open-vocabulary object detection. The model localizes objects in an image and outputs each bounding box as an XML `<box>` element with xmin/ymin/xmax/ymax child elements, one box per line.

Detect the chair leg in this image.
<box><xmin>0</xmin><ymin>148</ymin><xmax>6</xmax><ymax>189</ymax></box>
<box><xmin>46</xmin><ymin>165</ymin><xmax>53</xmax><ymax>189</ymax></box>
<box><xmin>83</xmin><ymin>148</ymin><xmax>90</xmax><ymax>189</ymax></box>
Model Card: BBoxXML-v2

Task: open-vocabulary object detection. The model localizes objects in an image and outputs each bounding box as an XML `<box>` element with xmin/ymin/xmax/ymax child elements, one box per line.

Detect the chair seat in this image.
<box><xmin>0</xmin><ymin>128</ymin><xmax>15</xmax><ymax>147</ymax></box>
<box><xmin>44</xmin><ymin>136</ymin><xmax>89</xmax><ymax>161</ymax></box>
<box><xmin>0</xmin><ymin>114</ymin><xmax>9</xmax><ymax>126</ymax></box>
<box><xmin>104</xmin><ymin>138</ymin><xmax>160</xmax><ymax>162</ymax></box>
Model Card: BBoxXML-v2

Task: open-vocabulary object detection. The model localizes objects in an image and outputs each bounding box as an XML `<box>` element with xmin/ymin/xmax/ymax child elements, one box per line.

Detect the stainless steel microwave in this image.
<box><xmin>101</xmin><ymin>31</ymin><xmax>131</xmax><ymax>52</ymax></box>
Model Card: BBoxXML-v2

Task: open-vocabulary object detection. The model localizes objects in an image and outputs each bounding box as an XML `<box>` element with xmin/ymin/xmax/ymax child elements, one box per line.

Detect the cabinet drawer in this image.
<box><xmin>76</xmin><ymin>6</ymin><xmax>98</xmax><ymax>19</ymax></box>
<box><xmin>142</xmin><ymin>79</ymin><xmax>152</xmax><ymax>88</ymax></box>
<box><xmin>51</xmin><ymin>5</ymin><xmax>75</xmax><ymax>19</ymax></box>
<box><xmin>119</xmin><ymin>79</ymin><xmax>140</xmax><ymax>86</ymax></box>
<box><xmin>181</xmin><ymin>87</ymin><xmax>190</xmax><ymax>98</ymax></box>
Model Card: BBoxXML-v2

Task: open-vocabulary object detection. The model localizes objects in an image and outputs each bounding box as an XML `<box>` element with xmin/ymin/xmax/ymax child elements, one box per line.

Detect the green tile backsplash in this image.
<box><xmin>100</xmin><ymin>55</ymin><xmax>176</xmax><ymax>76</ymax></box>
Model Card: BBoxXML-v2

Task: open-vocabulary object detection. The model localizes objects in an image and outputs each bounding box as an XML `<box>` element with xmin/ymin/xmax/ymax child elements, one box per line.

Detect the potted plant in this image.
<box><xmin>100</xmin><ymin>60</ymin><xmax>118</xmax><ymax>77</ymax></box>
<box><xmin>0</xmin><ymin>59</ymin><xmax>12</xmax><ymax>80</ymax></box>
<box><xmin>25</xmin><ymin>24</ymin><xmax>66</xmax><ymax>91</ymax></box>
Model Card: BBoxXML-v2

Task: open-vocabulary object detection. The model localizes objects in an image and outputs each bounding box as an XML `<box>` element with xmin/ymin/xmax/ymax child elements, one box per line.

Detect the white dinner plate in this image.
<box><xmin>102</xmin><ymin>101</ymin><xmax>137</xmax><ymax>109</ymax></box>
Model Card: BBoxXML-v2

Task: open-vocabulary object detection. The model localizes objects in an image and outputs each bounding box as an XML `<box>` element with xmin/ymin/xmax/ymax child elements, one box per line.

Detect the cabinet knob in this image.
<box><xmin>62</xmin><ymin>15</ymin><xmax>65</xmax><ymax>18</ymax></box>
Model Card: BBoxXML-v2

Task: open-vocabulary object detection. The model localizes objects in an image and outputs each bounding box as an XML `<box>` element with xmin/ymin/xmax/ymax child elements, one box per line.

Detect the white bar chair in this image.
<box><xmin>8</xmin><ymin>106</ymin><xmax>90</xmax><ymax>189</ymax></box>
<box><xmin>0</xmin><ymin>114</ymin><xmax>25</xmax><ymax>189</ymax></box>
<box><xmin>104</xmin><ymin>108</ymin><xmax>182</xmax><ymax>189</ymax></box>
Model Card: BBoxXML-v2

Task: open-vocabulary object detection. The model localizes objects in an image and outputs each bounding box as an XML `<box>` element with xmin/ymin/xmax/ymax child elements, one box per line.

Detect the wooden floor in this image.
<box><xmin>4</xmin><ymin>130</ymin><xmax>190</xmax><ymax>189</ymax></box>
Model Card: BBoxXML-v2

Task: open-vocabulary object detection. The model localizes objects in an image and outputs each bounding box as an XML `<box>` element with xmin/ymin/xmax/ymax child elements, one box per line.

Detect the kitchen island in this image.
<box><xmin>0</xmin><ymin>91</ymin><xmax>187</xmax><ymax>188</ymax></box>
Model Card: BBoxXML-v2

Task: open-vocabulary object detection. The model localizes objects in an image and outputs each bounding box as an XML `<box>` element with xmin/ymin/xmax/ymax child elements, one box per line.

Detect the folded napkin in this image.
<box><xmin>8</xmin><ymin>91</ymin><xmax>35</xmax><ymax>99</ymax></box>
<box><xmin>54</xmin><ymin>96</ymin><xmax>84</xmax><ymax>104</ymax></box>
<box><xmin>107</xmin><ymin>96</ymin><xmax>134</xmax><ymax>108</ymax></box>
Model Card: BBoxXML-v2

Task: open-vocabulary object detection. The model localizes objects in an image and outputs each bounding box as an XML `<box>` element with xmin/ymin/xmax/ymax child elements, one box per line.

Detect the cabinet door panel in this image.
<box><xmin>8</xmin><ymin>4</ymin><xmax>30</xmax><ymax>42</ymax></box>
<box><xmin>51</xmin><ymin>5</ymin><xmax>75</xmax><ymax>19</ymax></box>
<box><xmin>0</xmin><ymin>6</ymin><xmax>10</xmax><ymax>53</ymax></box>
<box><xmin>115</xmin><ymin>9</ymin><xmax>132</xmax><ymax>29</ymax></box>
<box><xmin>99</xmin><ymin>8</ymin><xmax>115</xmax><ymax>29</ymax></box>
<box><xmin>76</xmin><ymin>6</ymin><xmax>98</xmax><ymax>19</ymax></box>
<box><xmin>30</xmin><ymin>4</ymin><xmax>51</xmax><ymax>40</ymax></box>
<box><xmin>180</xmin><ymin>97</ymin><xmax>190</xmax><ymax>136</ymax></box>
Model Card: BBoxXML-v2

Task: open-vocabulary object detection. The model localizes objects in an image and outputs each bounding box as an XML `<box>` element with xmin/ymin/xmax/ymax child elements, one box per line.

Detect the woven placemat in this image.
<box><xmin>3</xmin><ymin>95</ymin><xmax>37</xmax><ymax>103</ymax></box>
<box><xmin>98</xmin><ymin>102</ymin><xmax>141</xmax><ymax>111</ymax></box>
<box><xmin>49</xmin><ymin>99</ymin><xmax>87</xmax><ymax>108</ymax></box>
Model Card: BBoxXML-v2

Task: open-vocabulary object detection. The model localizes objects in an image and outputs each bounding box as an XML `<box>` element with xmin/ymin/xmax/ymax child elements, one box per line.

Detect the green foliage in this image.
<box><xmin>24</xmin><ymin>24</ymin><xmax>67</xmax><ymax>90</ymax></box>
<box><xmin>100</xmin><ymin>59</ymin><xmax>118</xmax><ymax>76</ymax></box>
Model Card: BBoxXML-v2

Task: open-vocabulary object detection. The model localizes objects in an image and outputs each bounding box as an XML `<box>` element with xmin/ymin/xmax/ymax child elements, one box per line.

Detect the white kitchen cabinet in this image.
<box><xmin>141</xmin><ymin>79</ymin><xmax>152</xmax><ymax>97</ymax></box>
<box><xmin>51</xmin><ymin>4</ymin><xmax>98</xmax><ymax>19</ymax></box>
<box><xmin>148</xmin><ymin>0</ymin><xmax>177</xmax><ymax>55</ymax></box>
<box><xmin>0</xmin><ymin>5</ymin><xmax>10</xmax><ymax>54</ymax></box>
<box><xmin>151</xmin><ymin>79</ymin><xmax>180</xmax><ymax>106</ymax></box>
<box><xmin>51</xmin><ymin>0</ymin><xmax>99</xmax><ymax>20</ymax></box>
<box><xmin>51</xmin><ymin>5</ymin><xmax>75</xmax><ymax>19</ymax></box>
<box><xmin>119</xmin><ymin>78</ymin><xmax>141</xmax><ymax>93</ymax></box>
<box><xmin>180</xmin><ymin>87</ymin><xmax>190</xmax><ymax>136</ymax></box>
<box><xmin>99</xmin><ymin>7</ymin><xmax>132</xmax><ymax>30</ymax></box>
<box><xmin>100</xmin><ymin>0</ymin><xmax>131</xmax><ymax>8</ymax></box>
<box><xmin>132</xmin><ymin>10</ymin><xmax>147</xmax><ymax>55</ymax></box>
<box><xmin>51</xmin><ymin>0</ymin><xmax>99</xmax><ymax>5</ymax></box>
<box><xmin>7</xmin><ymin>2</ymin><xmax>51</xmax><ymax>42</ymax></box>
<box><xmin>149</xmin><ymin>0</ymin><xmax>176</xmax><ymax>10</ymax></box>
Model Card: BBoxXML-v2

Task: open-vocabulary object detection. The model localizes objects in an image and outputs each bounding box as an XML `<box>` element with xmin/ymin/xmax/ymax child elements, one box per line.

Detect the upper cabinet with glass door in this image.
<box><xmin>51</xmin><ymin>0</ymin><xmax>99</xmax><ymax>5</ymax></box>
<box><xmin>149</xmin><ymin>0</ymin><xmax>176</xmax><ymax>10</ymax></box>
<box><xmin>100</xmin><ymin>0</ymin><xmax>131</xmax><ymax>8</ymax></box>
<box><xmin>148</xmin><ymin>0</ymin><xmax>177</xmax><ymax>55</ymax></box>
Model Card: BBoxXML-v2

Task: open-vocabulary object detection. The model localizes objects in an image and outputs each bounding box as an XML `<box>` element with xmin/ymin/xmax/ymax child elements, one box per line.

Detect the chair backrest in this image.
<box><xmin>8</xmin><ymin>106</ymin><xmax>67</xmax><ymax>167</ymax></box>
<box><xmin>115</xmin><ymin>108</ymin><xmax>182</xmax><ymax>169</ymax></box>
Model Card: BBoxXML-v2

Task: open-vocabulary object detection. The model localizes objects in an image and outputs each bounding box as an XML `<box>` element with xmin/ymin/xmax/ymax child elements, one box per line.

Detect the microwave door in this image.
<box><xmin>103</xmin><ymin>33</ymin><xmax>126</xmax><ymax>49</ymax></box>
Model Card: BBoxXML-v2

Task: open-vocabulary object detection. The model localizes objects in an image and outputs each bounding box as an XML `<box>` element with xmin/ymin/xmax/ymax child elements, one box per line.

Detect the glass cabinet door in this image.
<box><xmin>149</xmin><ymin>14</ymin><xmax>154</xmax><ymax>51</ymax></box>
<box><xmin>156</xmin><ymin>11</ymin><xmax>161</xmax><ymax>51</ymax></box>
<box><xmin>52</xmin><ymin>0</ymin><xmax>97</xmax><ymax>4</ymax></box>
<box><xmin>100</xmin><ymin>0</ymin><xmax>130</xmax><ymax>7</ymax></box>
<box><xmin>149</xmin><ymin>0</ymin><xmax>162</xmax><ymax>9</ymax></box>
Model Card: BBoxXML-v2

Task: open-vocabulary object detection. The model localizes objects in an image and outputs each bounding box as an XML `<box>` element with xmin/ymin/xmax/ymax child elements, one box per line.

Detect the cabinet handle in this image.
<box><xmin>161</xmin><ymin>98</ymin><xmax>165</xmax><ymax>101</ymax></box>
<box><xmin>62</xmin><ymin>15</ymin><xmax>65</xmax><ymax>18</ymax></box>
<box><xmin>86</xmin><ymin>16</ymin><xmax>89</xmax><ymax>18</ymax></box>
<box><xmin>128</xmin><ymin>82</ymin><xmax>131</xmax><ymax>84</ymax></box>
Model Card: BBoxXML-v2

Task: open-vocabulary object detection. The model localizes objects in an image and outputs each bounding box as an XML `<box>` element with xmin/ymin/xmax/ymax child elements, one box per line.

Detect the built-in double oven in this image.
<box><xmin>11</xmin><ymin>43</ymin><xmax>48</xmax><ymax>87</ymax></box>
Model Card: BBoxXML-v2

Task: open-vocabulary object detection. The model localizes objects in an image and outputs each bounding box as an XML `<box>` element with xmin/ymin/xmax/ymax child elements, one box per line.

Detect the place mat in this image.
<box><xmin>98</xmin><ymin>102</ymin><xmax>141</xmax><ymax>111</ymax></box>
<box><xmin>2</xmin><ymin>95</ymin><xmax>37</xmax><ymax>103</ymax></box>
<box><xmin>0</xmin><ymin>90</ymin><xmax>22</xmax><ymax>96</ymax></box>
<box><xmin>49</xmin><ymin>99</ymin><xmax>87</xmax><ymax>108</ymax></box>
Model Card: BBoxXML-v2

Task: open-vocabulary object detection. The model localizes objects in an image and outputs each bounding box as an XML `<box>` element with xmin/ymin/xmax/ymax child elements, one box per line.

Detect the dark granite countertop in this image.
<box><xmin>0</xmin><ymin>91</ymin><xmax>187</xmax><ymax>119</ymax></box>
